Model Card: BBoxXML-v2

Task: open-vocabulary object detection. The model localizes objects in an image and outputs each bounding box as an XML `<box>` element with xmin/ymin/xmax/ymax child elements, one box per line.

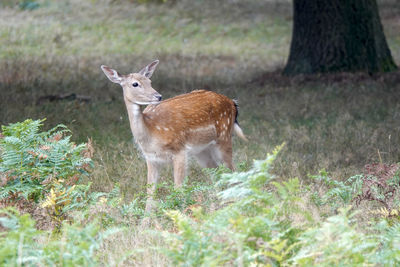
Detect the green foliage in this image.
<box><xmin>0</xmin><ymin>0</ymin><xmax>398</xmax><ymax>264</ymax></box>
<box><xmin>162</xmin><ymin>144</ymin><xmax>308</xmax><ymax>266</ymax></box>
<box><xmin>292</xmin><ymin>207</ymin><xmax>400</xmax><ymax>266</ymax></box>
<box><xmin>118</xmin><ymin>197</ymin><xmax>145</xmax><ymax>219</ymax></box>
<box><xmin>0</xmin><ymin>119</ymin><xmax>94</xmax><ymax>227</ymax></box>
<box><xmin>0</xmin><ymin>119</ymin><xmax>92</xmax><ymax>202</ymax></box>
<box><xmin>371</xmin><ymin>220</ymin><xmax>400</xmax><ymax>265</ymax></box>
<box><xmin>354</xmin><ymin>163</ymin><xmax>400</xmax><ymax>212</ymax></box>
<box><xmin>309</xmin><ymin>170</ymin><xmax>363</xmax><ymax>210</ymax></box>
<box><xmin>310</xmin><ymin>165</ymin><xmax>400</xmax><ymax>217</ymax></box>
<box><xmin>155</xmin><ymin>181</ymin><xmax>215</xmax><ymax>212</ymax></box>
<box><xmin>19</xmin><ymin>0</ymin><xmax>40</xmax><ymax>10</ymax></box>
<box><xmin>293</xmin><ymin>207</ymin><xmax>377</xmax><ymax>266</ymax></box>
<box><xmin>0</xmin><ymin>207</ymin><xmax>119</xmax><ymax>266</ymax></box>
<box><xmin>0</xmin><ymin>0</ymin><xmax>41</xmax><ymax>10</ymax></box>
<box><xmin>0</xmin><ymin>208</ymin><xmax>42</xmax><ymax>266</ymax></box>
<box><xmin>66</xmin><ymin>184</ymin><xmax>145</xmax><ymax>227</ymax></box>
<box><xmin>92</xmin><ymin>184</ymin><xmax>146</xmax><ymax>226</ymax></box>
<box><xmin>160</xmin><ymin>146</ymin><xmax>400</xmax><ymax>266</ymax></box>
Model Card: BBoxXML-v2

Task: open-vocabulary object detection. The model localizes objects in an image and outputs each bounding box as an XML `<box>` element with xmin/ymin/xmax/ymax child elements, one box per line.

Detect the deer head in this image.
<box><xmin>101</xmin><ymin>60</ymin><xmax>162</xmax><ymax>105</ymax></box>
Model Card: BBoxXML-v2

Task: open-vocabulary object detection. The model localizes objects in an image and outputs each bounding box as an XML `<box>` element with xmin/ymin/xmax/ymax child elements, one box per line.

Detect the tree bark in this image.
<box><xmin>283</xmin><ymin>0</ymin><xmax>397</xmax><ymax>75</ymax></box>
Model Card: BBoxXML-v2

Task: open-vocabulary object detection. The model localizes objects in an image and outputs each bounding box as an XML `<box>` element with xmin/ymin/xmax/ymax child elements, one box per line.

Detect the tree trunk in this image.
<box><xmin>283</xmin><ymin>0</ymin><xmax>397</xmax><ymax>75</ymax></box>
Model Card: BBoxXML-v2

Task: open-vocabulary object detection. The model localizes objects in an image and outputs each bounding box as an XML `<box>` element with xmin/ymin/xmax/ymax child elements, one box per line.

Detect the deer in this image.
<box><xmin>101</xmin><ymin>60</ymin><xmax>247</xmax><ymax>212</ymax></box>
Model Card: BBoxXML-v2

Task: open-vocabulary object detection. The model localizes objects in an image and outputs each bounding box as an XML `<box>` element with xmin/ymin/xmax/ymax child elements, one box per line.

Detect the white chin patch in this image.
<box><xmin>135</xmin><ymin>101</ymin><xmax>160</xmax><ymax>105</ymax></box>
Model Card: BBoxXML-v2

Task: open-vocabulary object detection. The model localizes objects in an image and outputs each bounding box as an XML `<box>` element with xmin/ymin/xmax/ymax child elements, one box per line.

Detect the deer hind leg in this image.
<box><xmin>194</xmin><ymin>146</ymin><xmax>219</xmax><ymax>169</ymax></box>
<box><xmin>145</xmin><ymin>160</ymin><xmax>161</xmax><ymax>213</ymax></box>
<box><xmin>216</xmin><ymin>140</ymin><xmax>234</xmax><ymax>171</ymax></box>
<box><xmin>173</xmin><ymin>150</ymin><xmax>187</xmax><ymax>187</ymax></box>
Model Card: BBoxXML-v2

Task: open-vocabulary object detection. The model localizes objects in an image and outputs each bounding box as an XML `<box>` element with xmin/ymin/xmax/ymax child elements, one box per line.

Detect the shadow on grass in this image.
<box><xmin>1</xmin><ymin>55</ymin><xmax>400</xmax><ymax>196</ymax></box>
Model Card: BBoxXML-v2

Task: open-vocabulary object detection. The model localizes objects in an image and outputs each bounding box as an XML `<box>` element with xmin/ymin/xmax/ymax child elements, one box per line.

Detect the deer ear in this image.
<box><xmin>138</xmin><ymin>60</ymin><xmax>159</xmax><ymax>78</ymax></box>
<box><xmin>101</xmin><ymin>65</ymin><xmax>122</xmax><ymax>84</ymax></box>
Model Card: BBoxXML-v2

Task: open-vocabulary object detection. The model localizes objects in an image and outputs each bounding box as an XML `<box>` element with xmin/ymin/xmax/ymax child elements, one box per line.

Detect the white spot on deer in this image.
<box><xmin>216</xmin><ymin>120</ymin><xmax>219</xmax><ymax>125</ymax></box>
<box><xmin>224</xmin><ymin>111</ymin><xmax>226</xmax><ymax>115</ymax></box>
<box><xmin>163</xmin><ymin>127</ymin><xmax>169</xmax><ymax>131</ymax></box>
<box><xmin>156</xmin><ymin>126</ymin><xmax>161</xmax><ymax>130</ymax></box>
<box><xmin>228</xmin><ymin>118</ymin><xmax>230</xmax><ymax>124</ymax></box>
<box><xmin>189</xmin><ymin>124</ymin><xmax>216</xmax><ymax>134</ymax></box>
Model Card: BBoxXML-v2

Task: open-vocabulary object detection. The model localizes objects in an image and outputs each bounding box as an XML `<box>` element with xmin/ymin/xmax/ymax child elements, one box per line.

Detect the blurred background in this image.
<box><xmin>0</xmin><ymin>0</ymin><xmax>399</xmax><ymax>195</ymax></box>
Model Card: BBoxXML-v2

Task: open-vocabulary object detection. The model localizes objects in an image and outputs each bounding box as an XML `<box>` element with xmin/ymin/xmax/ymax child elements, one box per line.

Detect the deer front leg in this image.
<box><xmin>173</xmin><ymin>150</ymin><xmax>187</xmax><ymax>187</ymax></box>
<box><xmin>145</xmin><ymin>160</ymin><xmax>161</xmax><ymax>213</ymax></box>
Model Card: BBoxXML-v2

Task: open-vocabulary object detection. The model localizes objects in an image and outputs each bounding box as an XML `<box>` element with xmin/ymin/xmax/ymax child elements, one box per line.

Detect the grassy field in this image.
<box><xmin>0</xmin><ymin>0</ymin><xmax>400</xmax><ymax>265</ymax></box>
<box><xmin>1</xmin><ymin>0</ymin><xmax>399</xmax><ymax>193</ymax></box>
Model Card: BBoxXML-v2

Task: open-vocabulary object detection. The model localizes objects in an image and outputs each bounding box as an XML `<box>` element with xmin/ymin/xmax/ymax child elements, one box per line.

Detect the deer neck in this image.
<box><xmin>124</xmin><ymin>98</ymin><xmax>149</xmax><ymax>144</ymax></box>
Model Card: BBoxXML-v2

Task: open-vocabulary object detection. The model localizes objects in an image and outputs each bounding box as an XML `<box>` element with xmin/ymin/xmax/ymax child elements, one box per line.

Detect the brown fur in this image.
<box><xmin>143</xmin><ymin>90</ymin><xmax>236</xmax><ymax>152</ymax></box>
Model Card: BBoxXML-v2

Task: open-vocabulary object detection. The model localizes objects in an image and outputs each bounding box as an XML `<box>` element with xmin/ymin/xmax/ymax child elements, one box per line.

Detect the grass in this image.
<box><xmin>0</xmin><ymin>0</ymin><xmax>399</xmax><ymax>195</ymax></box>
<box><xmin>0</xmin><ymin>0</ymin><xmax>400</xmax><ymax>265</ymax></box>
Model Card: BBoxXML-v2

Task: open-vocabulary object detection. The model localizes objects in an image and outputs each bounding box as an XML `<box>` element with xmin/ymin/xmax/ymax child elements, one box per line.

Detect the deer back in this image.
<box><xmin>142</xmin><ymin>90</ymin><xmax>236</xmax><ymax>152</ymax></box>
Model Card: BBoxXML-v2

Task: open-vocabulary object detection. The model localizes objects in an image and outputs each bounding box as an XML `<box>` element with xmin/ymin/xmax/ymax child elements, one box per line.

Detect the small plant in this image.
<box><xmin>88</xmin><ymin>184</ymin><xmax>146</xmax><ymax>227</ymax></box>
<box><xmin>0</xmin><ymin>207</ymin><xmax>119</xmax><ymax>266</ymax></box>
<box><xmin>19</xmin><ymin>0</ymin><xmax>40</xmax><ymax>10</ymax></box>
<box><xmin>160</xmin><ymin>146</ymin><xmax>400</xmax><ymax>266</ymax></box>
<box><xmin>373</xmin><ymin>220</ymin><xmax>400</xmax><ymax>265</ymax></box>
<box><xmin>309</xmin><ymin>169</ymin><xmax>367</xmax><ymax>213</ymax></box>
<box><xmin>292</xmin><ymin>207</ymin><xmax>400</xmax><ymax>266</ymax></box>
<box><xmin>372</xmin><ymin>207</ymin><xmax>400</xmax><ymax>221</ymax></box>
<box><xmin>0</xmin><ymin>0</ymin><xmax>41</xmax><ymax>10</ymax></box>
<box><xmin>309</xmin><ymin>163</ymin><xmax>400</xmax><ymax>219</ymax></box>
<box><xmin>0</xmin><ymin>119</ymin><xmax>93</xmax><ymax>226</ymax></box>
<box><xmin>162</xmin><ymin>144</ymin><xmax>308</xmax><ymax>266</ymax></box>
<box><xmin>292</xmin><ymin>207</ymin><xmax>377</xmax><ymax>266</ymax></box>
<box><xmin>354</xmin><ymin>163</ymin><xmax>400</xmax><ymax>212</ymax></box>
<box><xmin>155</xmin><ymin>181</ymin><xmax>215</xmax><ymax>213</ymax></box>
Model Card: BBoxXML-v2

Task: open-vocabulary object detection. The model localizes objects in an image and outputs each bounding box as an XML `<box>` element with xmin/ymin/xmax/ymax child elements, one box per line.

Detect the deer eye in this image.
<box><xmin>132</xmin><ymin>82</ymin><xmax>139</xmax><ymax>87</ymax></box>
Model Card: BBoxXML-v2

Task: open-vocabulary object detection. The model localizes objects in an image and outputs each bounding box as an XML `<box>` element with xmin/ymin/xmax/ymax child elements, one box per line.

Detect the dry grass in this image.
<box><xmin>98</xmin><ymin>226</ymin><xmax>169</xmax><ymax>266</ymax></box>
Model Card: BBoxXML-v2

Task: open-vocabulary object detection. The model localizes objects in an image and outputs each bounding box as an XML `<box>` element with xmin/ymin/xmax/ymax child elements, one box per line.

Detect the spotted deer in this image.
<box><xmin>101</xmin><ymin>60</ymin><xmax>247</xmax><ymax>212</ymax></box>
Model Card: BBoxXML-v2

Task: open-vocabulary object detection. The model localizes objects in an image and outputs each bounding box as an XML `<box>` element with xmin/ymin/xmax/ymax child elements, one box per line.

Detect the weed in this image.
<box><xmin>0</xmin><ymin>207</ymin><xmax>120</xmax><ymax>266</ymax></box>
<box><xmin>162</xmin><ymin>145</ymin><xmax>308</xmax><ymax>266</ymax></box>
<box><xmin>354</xmin><ymin>163</ymin><xmax>400</xmax><ymax>211</ymax></box>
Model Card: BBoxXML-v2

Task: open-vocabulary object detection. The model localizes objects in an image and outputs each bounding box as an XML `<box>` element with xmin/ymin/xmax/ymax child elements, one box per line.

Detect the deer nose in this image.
<box><xmin>156</xmin><ymin>95</ymin><xmax>162</xmax><ymax>101</ymax></box>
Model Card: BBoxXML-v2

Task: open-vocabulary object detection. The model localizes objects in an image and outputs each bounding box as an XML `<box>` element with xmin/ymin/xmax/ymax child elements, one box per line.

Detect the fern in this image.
<box><xmin>216</xmin><ymin>143</ymin><xmax>285</xmax><ymax>203</ymax></box>
<box><xmin>0</xmin><ymin>119</ymin><xmax>93</xmax><ymax>202</ymax></box>
<box><xmin>292</xmin><ymin>207</ymin><xmax>377</xmax><ymax>266</ymax></box>
<box><xmin>309</xmin><ymin>170</ymin><xmax>362</xmax><ymax>210</ymax></box>
<box><xmin>162</xmin><ymin>144</ymin><xmax>307</xmax><ymax>266</ymax></box>
<box><xmin>372</xmin><ymin>221</ymin><xmax>400</xmax><ymax>265</ymax></box>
